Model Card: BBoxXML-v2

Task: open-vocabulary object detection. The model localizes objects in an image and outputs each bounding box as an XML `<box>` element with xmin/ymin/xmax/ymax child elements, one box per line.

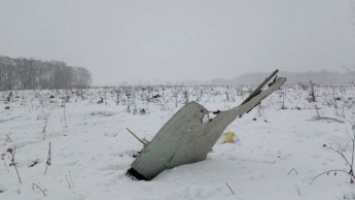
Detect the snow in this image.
<box><xmin>1</xmin><ymin>84</ymin><xmax>355</xmax><ymax>200</ymax></box>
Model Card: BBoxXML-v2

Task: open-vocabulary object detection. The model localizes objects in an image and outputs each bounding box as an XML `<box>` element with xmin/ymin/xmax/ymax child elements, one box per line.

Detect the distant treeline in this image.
<box><xmin>0</xmin><ymin>55</ymin><xmax>92</xmax><ymax>90</ymax></box>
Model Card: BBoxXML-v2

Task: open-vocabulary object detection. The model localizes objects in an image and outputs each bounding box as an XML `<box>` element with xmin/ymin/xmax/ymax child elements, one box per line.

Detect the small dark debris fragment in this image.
<box><xmin>29</xmin><ymin>159</ymin><xmax>39</xmax><ymax>168</ymax></box>
<box><xmin>139</xmin><ymin>109</ymin><xmax>146</xmax><ymax>115</ymax></box>
<box><xmin>97</xmin><ymin>97</ymin><xmax>104</xmax><ymax>104</ymax></box>
<box><xmin>212</xmin><ymin>110</ymin><xmax>221</xmax><ymax>115</ymax></box>
<box><xmin>6</xmin><ymin>148</ymin><xmax>13</xmax><ymax>154</ymax></box>
<box><xmin>152</xmin><ymin>94</ymin><xmax>161</xmax><ymax>98</ymax></box>
<box><xmin>133</xmin><ymin>149</ymin><xmax>143</xmax><ymax>158</ymax></box>
<box><xmin>5</xmin><ymin>106</ymin><xmax>10</xmax><ymax>110</ymax></box>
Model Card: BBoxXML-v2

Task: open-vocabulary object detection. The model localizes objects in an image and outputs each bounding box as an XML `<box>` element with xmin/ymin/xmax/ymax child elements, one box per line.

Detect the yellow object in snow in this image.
<box><xmin>224</xmin><ymin>131</ymin><xmax>235</xmax><ymax>143</ymax></box>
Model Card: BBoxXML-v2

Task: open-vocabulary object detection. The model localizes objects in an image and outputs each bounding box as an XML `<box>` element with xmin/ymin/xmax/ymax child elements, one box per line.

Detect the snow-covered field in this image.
<box><xmin>1</xmin><ymin>84</ymin><xmax>355</xmax><ymax>200</ymax></box>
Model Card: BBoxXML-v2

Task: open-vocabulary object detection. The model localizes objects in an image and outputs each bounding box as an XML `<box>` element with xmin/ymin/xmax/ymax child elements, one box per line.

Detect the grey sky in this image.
<box><xmin>1</xmin><ymin>0</ymin><xmax>355</xmax><ymax>85</ymax></box>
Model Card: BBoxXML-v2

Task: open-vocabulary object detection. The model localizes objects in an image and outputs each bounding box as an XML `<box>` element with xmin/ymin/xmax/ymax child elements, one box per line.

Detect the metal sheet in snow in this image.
<box><xmin>127</xmin><ymin>72</ymin><xmax>286</xmax><ymax>180</ymax></box>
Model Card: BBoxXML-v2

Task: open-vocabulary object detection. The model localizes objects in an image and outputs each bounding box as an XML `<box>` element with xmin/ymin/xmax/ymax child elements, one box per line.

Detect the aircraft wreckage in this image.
<box><xmin>127</xmin><ymin>70</ymin><xmax>286</xmax><ymax>180</ymax></box>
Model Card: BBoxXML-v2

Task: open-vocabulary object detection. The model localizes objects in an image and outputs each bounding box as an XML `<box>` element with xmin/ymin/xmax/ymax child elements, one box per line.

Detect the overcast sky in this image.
<box><xmin>1</xmin><ymin>0</ymin><xmax>355</xmax><ymax>85</ymax></box>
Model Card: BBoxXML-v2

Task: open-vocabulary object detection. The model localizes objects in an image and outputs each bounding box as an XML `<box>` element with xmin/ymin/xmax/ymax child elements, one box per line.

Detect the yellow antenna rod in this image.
<box><xmin>126</xmin><ymin>128</ymin><xmax>149</xmax><ymax>148</ymax></box>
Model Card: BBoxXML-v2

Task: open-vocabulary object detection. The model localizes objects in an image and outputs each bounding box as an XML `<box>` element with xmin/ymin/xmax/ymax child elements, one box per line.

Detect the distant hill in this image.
<box><xmin>211</xmin><ymin>70</ymin><xmax>355</xmax><ymax>85</ymax></box>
